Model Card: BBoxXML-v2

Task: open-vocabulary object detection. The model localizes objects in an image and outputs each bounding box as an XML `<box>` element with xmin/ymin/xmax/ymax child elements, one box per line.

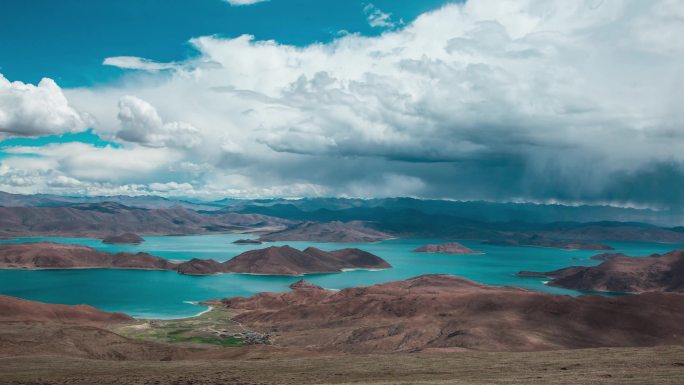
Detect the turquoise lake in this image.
<box><xmin>1</xmin><ymin>235</ymin><xmax>682</xmax><ymax>319</ymax></box>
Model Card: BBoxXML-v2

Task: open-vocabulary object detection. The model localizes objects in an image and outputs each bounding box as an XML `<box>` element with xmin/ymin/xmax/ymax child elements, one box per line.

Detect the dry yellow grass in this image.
<box><xmin>2</xmin><ymin>345</ymin><xmax>684</xmax><ymax>385</ymax></box>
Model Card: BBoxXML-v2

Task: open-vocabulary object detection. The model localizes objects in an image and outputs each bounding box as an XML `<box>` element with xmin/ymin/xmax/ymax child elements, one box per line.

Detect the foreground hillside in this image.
<box><xmin>2</xmin><ymin>346</ymin><xmax>684</xmax><ymax>385</ymax></box>
<box><xmin>1</xmin><ymin>294</ymin><xmax>683</xmax><ymax>384</ymax></box>
<box><xmin>223</xmin><ymin>274</ymin><xmax>684</xmax><ymax>353</ymax></box>
<box><xmin>3</xmin><ymin>275</ymin><xmax>684</xmax><ymax>384</ymax></box>
<box><xmin>5</xmin><ymin>274</ymin><xmax>684</xmax><ymax>359</ymax></box>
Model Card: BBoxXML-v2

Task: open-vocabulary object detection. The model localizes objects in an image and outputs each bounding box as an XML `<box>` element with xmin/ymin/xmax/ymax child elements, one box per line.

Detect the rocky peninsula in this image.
<box><xmin>0</xmin><ymin>243</ymin><xmax>390</xmax><ymax>277</ymax></box>
<box><xmin>517</xmin><ymin>249</ymin><xmax>684</xmax><ymax>293</ymax></box>
<box><xmin>0</xmin><ymin>242</ymin><xmax>175</xmax><ymax>270</ymax></box>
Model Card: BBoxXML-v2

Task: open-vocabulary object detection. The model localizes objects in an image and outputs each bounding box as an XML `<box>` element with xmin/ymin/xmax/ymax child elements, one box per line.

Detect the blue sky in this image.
<box><xmin>0</xmin><ymin>0</ymin><xmax>452</xmax><ymax>87</ymax></box>
<box><xmin>0</xmin><ymin>1</ymin><xmax>683</xmax><ymax>208</ymax></box>
<box><xmin>0</xmin><ymin>0</ymin><xmax>451</xmax><ymax>170</ymax></box>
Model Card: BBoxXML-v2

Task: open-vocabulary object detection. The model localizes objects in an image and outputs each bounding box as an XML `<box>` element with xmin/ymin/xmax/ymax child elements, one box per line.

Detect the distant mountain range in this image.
<box><xmin>0</xmin><ymin>202</ymin><xmax>291</xmax><ymax>238</ymax></box>
<box><xmin>3</xmin><ymin>192</ymin><xmax>682</xmax><ymax>226</ymax></box>
<box><xmin>1</xmin><ymin>191</ymin><xmax>684</xmax><ymax>243</ymax></box>
<box><xmin>0</xmin><ymin>191</ymin><xmax>222</xmax><ymax>211</ymax></box>
<box><xmin>219</xmin><ymin>197</ymin><xmax>684</xmax><ymax>227</ymax></box>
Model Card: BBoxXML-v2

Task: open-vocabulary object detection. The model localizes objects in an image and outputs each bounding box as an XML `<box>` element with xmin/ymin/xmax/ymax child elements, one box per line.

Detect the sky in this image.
<box><xmin>0</xmin><ymin>0</ymin><xmax>683</xmax><ymax>208</ymax></box>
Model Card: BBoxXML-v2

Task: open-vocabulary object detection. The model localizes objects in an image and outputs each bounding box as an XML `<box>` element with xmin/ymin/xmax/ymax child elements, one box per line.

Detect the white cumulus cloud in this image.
<box><xmin>4</xmin><ymin>0</ymin><xmax>683</xmax><ymax>206</ymax></box>
<box><xmin>0</xmin><ymin>74</ymin><xmax>89</xmax><ymax>137</ymax></box>
<box><xmin>117</xmin><ymin>96</ymin><xmax>202</xmax><ymax>149</ymax></box>
<box><xmin>224</xmin><ymin>0</ymin><xmax>269</xmax><ymax>6</ymax></box>
<box><xmin>103</xmin><ymin>56</ymin><xmax>179</xmax><ymax>71</ymax></box>
<box><xmin>364</xmin><ymin>4</ymin><xmax>400</xmax><ymax>28</ymax></box>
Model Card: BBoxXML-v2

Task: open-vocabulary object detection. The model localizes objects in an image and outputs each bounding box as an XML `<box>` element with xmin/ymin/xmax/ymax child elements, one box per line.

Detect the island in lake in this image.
<box><xmin>219</xmin><ymin>245</ymin><xmax>391</xmax><ymax>275</ymax></box>
<box><xmin>413</xmin><ymin>242</ymin><xmax>481</xmax><ymax>254</ymax></box>
<box><xmin>232</xmin><ymin>239</ymin><xmax>262</xmax><ymax>245</ymax></box>
<box><xmin>102</xmin><ymin>233</ymin><xmax>145</xmax><ymax>244</ymax></box>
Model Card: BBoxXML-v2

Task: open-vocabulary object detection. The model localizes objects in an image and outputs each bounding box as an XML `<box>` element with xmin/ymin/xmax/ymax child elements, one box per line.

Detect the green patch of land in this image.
<box><xmin>166</xmin><ymin>328</ymin><xmax>243</xmax><ymax>347</ymax></box>
<box><xmin>112</xmin><ymin>303</ymin><xmax>255</xmax><ymax>348</ymax></box>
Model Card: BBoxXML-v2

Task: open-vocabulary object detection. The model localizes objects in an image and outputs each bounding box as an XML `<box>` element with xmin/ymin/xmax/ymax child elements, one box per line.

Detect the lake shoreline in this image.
<box><xmin>1</xmin><ymin>234</ymin><xmax>683</xmax><ymax>319</ymax></box>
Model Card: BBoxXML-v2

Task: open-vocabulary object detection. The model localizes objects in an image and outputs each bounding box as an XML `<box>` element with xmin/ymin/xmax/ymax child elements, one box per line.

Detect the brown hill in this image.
<box><xmin>520</xmin><ymin>249</ymin><xmax>684</xmax><ymax>293</ymax></box>
<box><xmin>102</xmin><ymin>233</ymin><xmax>144</xmax><ymax>244</ymax></box>
<box><xmin>221</xmin><ymin>245</ymin><xmax>391</xmax><ymax>276</ymax></box>
<box><xmin>0</xmin><ymin>295</ymin><xmax>131</xmax><ymax>324</ymax></box>
<box><xmin>413</xmin><ymin>242</ymin><xmax>480</xmax><ymax>254</ymax></box>
<box><xmin>0</xmin><ymin>296</ymin><xmax>187</xmax><ymax>361</ymax></box>
<box><xmin>289</xmin><ymin>279</ymin><xmax>324</xmax><ymax>290</ymax></box>
<box><xmin>259</xmin><ymin>221</ymin><xmax>391</xmax><ymax>243</ymax></box>
<box><xmin>0</xmin><ymin>242</ymin><xmax>175</xmax><ymax>270</ymax></box>
<box><xmin>175</xmin><ymin>258</ymin><xmax>226</xmax><ymax>275</ymax></box>
<box><xmin>222</xmin><ymin>274</ymin><xmax>684</xmax><ymax>353</ymax></box>
<box><xmin>0</xmin><ymin>202</ymin><xmax>291</xmax><ymax>238</ymax></box>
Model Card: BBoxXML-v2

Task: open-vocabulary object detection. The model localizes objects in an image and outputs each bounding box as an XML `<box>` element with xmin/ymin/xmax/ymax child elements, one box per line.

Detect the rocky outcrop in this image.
<box><xmin>289</xmin><ymin>280</ymin><xmax>324</xmax><ymax>290</ymax></box>
<box><xmin>485</xmin><ymin>234</ymin><xmax>613</xmax><ymax>250</ymax></box>
<box><xmin>102</xmin><ymin>233</ymin><xmax>144</xmax><ymax>244</ymax></box>
<box><xmin>413</xmin><ymin>242</ymin><xmax>480</xmax><ymax>254</ymax></box>
<box><xmin>259</xmin><ymin>221</ymin><xmax>391</xmax><ymax>243</ymax></box>
<box><xmin>518</xmin><ymin>249</ymin><xmax>684</xmax><ymax>293</ymax></box>
<box><xmin>222</xmin><ymin>274</ymin><xmax>684</xmax><ymax>353</ymax></box>
<box><xmin>0</xmin><ymin>242</ymin><xmax>175</xmax><ymax>270</ymax></box>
